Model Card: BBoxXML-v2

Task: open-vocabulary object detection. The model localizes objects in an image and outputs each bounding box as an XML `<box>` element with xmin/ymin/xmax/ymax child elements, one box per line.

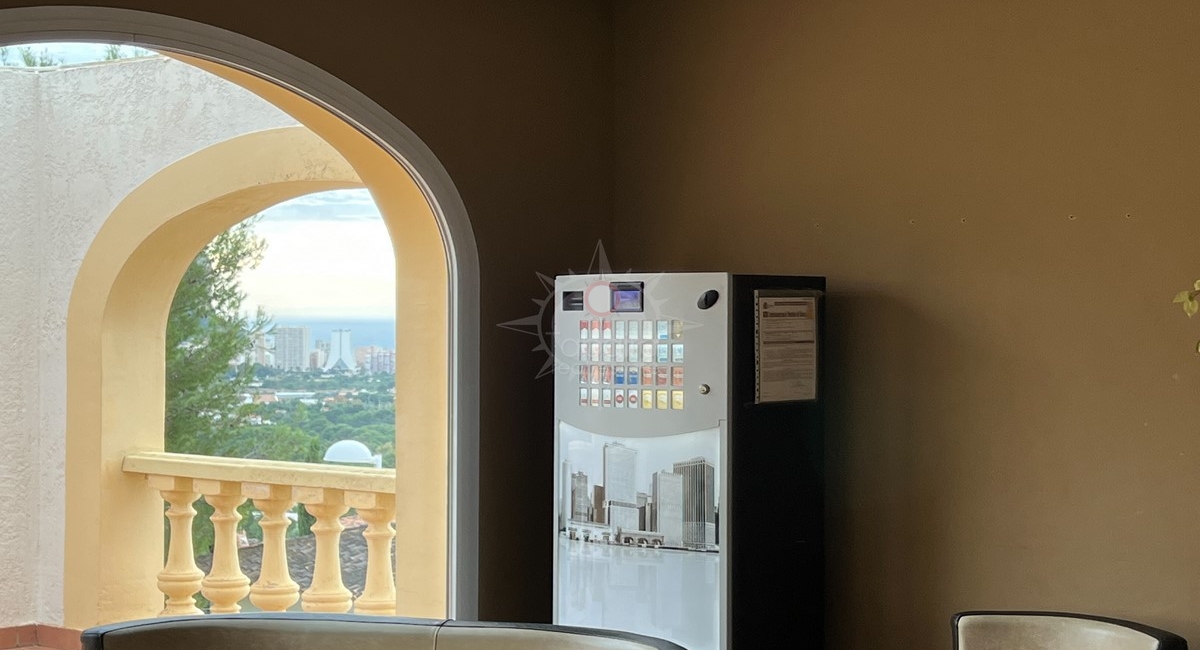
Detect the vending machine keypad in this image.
<box><xmin>576</xmin><ymin>318</ymin><xmax>686</xmax><ymax>410</ymax></box>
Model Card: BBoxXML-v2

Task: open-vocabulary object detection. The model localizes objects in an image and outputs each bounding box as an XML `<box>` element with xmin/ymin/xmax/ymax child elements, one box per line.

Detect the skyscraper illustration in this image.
<box><xmin>571</xmin><ymin>471</ymin><xmax>592</xmax><ymax>522</ymax></box>
<box><xmin>651</xmin><ymin>469</ymin><xmax>684</xmax><ymax>547</ymax></box>
<box><xmin>673</xmin><ymin>457</ymin><xmax>716</xmax><ymax>549</ymax></box>
<box><xmin>603</xmin><ymin>442</ymin><xmax>639</xmax><ymax>533</ymax></box>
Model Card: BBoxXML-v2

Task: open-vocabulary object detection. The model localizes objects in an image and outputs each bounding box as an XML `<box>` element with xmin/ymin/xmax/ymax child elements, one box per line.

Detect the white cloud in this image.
<box><xmin>240</xmin><ymin>191</ymin><xmax>395</xmax><ymax>319</ymax></box>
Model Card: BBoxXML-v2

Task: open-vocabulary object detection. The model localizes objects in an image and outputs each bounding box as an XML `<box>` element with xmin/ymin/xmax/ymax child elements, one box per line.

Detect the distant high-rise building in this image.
<box><xmin>674</xmin><ymin>457</ymin><xmax>716</xmax><ymax>549</ymax></box>
<box><xmin>250</xmin><ymin>331</ymin><xmax>273</xmax><ymax>367</ymax></box>
<box><xmin>372</xmin><ymin>349</ymin><xmax>396</xmax><ymax>375</ymax></box>
<box><xmin>309</xmin><ymin>348</ymin><xmax>327</xmax><ymax>370</ymax></box>
<box><xmin>323</xmin><ymin>329</ymin><xmax>355</xmax><ymax>372</ymax></box>
<box><xmin>354</xmin><ymin>345</ymin><xmax>397</xmax><ymax>375</ymax></box>
<box><xmin>652</xmin><ymin>470</ymin><xmax>684</xmax><ymax>546</ymax></box>
<box><xmin>272</xmin><ymin>325</ymin><xmax>310</xmax><ymax>371</ymax></box>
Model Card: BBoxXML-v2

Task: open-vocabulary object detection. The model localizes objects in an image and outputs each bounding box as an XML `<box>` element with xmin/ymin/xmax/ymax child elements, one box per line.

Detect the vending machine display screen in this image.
<box><xmin>610</xmin><ymin>282</ymin><xmax>644</xmax><ymax>312</ymax></box>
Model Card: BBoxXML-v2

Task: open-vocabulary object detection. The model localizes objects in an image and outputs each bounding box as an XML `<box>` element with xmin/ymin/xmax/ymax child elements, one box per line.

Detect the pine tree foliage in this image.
<box><xmin>165</xmin><ymin>219</ymin><xmax>268</xmax><ymax>456</ymax></box>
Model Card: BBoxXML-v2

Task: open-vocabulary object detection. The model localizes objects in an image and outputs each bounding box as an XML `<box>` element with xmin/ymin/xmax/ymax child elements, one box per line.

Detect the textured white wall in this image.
<box><xmin>0</xmin><ymin>66</ymin><xmax>43</xmax><ymax>628</ymax></box>
<box><xmin>0</xmin><ymin>55</ymin><xmax>296</xmax><ymax>626</ymax></box>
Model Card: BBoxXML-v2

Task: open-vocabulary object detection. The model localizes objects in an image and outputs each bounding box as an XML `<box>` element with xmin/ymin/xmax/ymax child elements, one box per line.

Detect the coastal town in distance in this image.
<box><xmin>245</xmin><ymin>323</ymin><xmax>396</xmax><ymax>376</ymax></box>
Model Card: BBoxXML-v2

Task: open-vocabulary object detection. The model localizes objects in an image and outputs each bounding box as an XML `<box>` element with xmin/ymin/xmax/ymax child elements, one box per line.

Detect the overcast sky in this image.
<box><xmin>243</xmin><ymin>189</ymin><xmax>395</xmax><ymax>320</ymax></box>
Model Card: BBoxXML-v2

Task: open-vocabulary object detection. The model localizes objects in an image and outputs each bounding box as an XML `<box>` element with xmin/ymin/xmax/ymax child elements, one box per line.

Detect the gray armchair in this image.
<box><xmin>954</xmin><ymin>611</ymin><xmax>1187</xmax><ymax>650</ymax></box>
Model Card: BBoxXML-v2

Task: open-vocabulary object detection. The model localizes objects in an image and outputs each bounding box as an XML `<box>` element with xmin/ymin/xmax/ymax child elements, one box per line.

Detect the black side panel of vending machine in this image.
<box><xmin>729</xmin><ymin>275</ymin><xmax>825</xmax><ymax>649</ymax></box>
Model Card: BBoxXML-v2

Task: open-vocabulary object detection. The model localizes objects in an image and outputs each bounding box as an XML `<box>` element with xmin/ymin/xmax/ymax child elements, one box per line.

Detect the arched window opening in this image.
<box><xmin>0</xmin><ymin>14</ymin><xmax>478</xmax><ymax>629</ymax></box>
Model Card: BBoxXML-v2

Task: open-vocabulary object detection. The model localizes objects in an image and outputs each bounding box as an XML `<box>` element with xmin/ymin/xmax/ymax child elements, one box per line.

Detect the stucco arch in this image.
<box><xmin>66</xmin><ymin>126</ymin><xmax>364</xmax><ymax>626</ymax></box>
<box><xmin>0</xmin><ymin>5</ymin><xmax>479</xmax><ymax>629</ymax></box>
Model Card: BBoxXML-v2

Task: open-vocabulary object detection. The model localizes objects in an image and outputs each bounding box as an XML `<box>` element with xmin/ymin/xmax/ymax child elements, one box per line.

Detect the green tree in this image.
<box><xmin>164</xmin><ymin>219</ymin><xmax>270</xmax><ymax>564</ymax></box>
<box><xmin>18</xmin><ymin>46</ymin><xmax>61</xmax><ymax>67</ymax></box>
<box><xmin>165</xmin><ymin>219</ymin><xmax>269</xmax><ymax>457</ymax></box>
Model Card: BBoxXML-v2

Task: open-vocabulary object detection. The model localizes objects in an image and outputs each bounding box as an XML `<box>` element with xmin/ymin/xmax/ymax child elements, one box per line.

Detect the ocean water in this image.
<box><xmin>273</xmin><ymin>318</ymin><xmax>396</xmax><ymax>350</ymax></box>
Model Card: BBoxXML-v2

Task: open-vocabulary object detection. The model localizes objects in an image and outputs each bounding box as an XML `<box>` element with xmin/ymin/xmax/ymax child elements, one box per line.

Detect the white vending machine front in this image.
<box><xmin>553</xmin><ymin>273</ymin><xmax>731</xmax><ymax>650</ymax></box>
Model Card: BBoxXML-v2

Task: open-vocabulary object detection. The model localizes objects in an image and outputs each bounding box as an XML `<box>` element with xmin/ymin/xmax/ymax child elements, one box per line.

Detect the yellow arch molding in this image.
<box><xmin>169</xmin><ymin>55</ymin><xmax>453</xmax><ymax>621</ymax></box>
<box><xmin>65</xmin><ymin>126</ymin><xmax>365</xmax><ymax>626</ymax></box>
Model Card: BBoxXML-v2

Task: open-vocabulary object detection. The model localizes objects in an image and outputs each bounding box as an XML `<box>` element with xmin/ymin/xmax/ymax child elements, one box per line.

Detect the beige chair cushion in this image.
<box><xmin>957</xmin><ymin>613</ymin><xmax>1168</xmax><ymax>650</ymax></box>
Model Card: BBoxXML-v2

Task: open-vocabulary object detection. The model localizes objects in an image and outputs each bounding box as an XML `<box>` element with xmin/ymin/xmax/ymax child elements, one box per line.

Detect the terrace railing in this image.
<box><xmin>122</xmin><ymin>452</ymin><xmax>396</xmax><ymax>615</ymax></box>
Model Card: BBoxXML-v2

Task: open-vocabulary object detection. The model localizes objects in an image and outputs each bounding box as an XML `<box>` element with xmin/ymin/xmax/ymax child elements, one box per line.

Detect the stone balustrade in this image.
<box><xmin>122</xmin><ymin>452</ymin><xmax>397</xmax><ymax>616</ymax></box>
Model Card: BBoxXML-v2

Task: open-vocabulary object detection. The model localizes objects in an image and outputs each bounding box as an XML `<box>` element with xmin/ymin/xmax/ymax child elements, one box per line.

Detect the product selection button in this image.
<box><xmin>642</xmin><ymin>343</ymin><xmax>654</xmax><ymax>362</ymax></box>
<box><xmin>656</xmin><ymin>344</ymin><xmax>669</xmax><ymax>363</ymax></box>
<box><xmin>614</xmin><ymin>367</ymin><xmax>626</xmax><ymax>385</ymax></box>
<box><xmin>614</xmin><ymin>390</ymin><xmax>625</xmax><ymax>408</ymax></box>
<box><xmin>602</xmin><ymin>321</ymin><xmax>613</xmax><ymax>339</ymax></box>
<box><xmin>615</xmin><ymin>344</ymin><xmax>626</xmax><ymax>363</ymax></box>
<box><xmin>672</xmin><ymin>343</ymin><xmax>684</xmax><ymax>363</ymax></box>
<box><xmin>603</xmin><ymin>366</ymin><xmax>614</xmax><ymax>385</ymax></box>
<box><xmin>580</xmin><ymin>320</ymin><xmax>589</xmax><ymax>340</ymax></box>
<box><xmin>642</xmin><ymin>389</ymin><xmax>654</xmax><ymax>410</ymax></box>
<box><xmin>628</xmin><ymin>343</ymin><xmax>639</xmax><ymax>363</ymax></box>
<box><xmin>602</xmin><ymin>343</ymin><xmax>613</xmax><ymax>363</ymax></box>
<box><xmin>642</xmin><ymin>320</ymin><xmax>654</xmax><ymax>340</ymax></box>
<box><xmin>590</xmin><ymin>320</ymin><xmax>601</xmax><ymax>339</ymax></box>
<box><xmin>656</xmin><ymin>320</ymin><xmax>670</xmax><ymax>340</ymax></box>
<box><xmin>590</xmin><ymin>388</ymin><xmax>600</xmax><ymax>407</ymax></box>
<box><xmin>579</xmin><ymin>343</ymin><xmax>589</xmax><ymax>362</ymax></box>
<box><xmin>602</xmin><ymin>388</ymin><xmax>613</xmax><ymax>408</ymax></box>
<box><xmin>641</xmin><ymin>366</ymin><xmax>654</xmax><ymax>385</ymax></box>
<box><xmin>656</xmin><ymin>390</ymin><xmax>669</xmax><ymax>410</ymax></box>
<box><xmin>627</xmin><ymin>389</ymin><xmax>640</xmax><ymax>409</ymax></box>
<box><xmin>671</xmin><ymin>390</ymin><xmax>684</xmax><ymax>410</ymax></box>
<box><xmin>627</xmin><ymin>366</ymin><xmax>640</xmax><ymax>385</ymax></box>
<box><xmin>671</xmin><ymin>366</ymin><xmax>684</xmax><ymax>387</ymax></box>
<box><xmin>590</xmin><ymin>365</ymin><xmax>601</xmax><ymax>385</ymax></box>
<box><xmin>578</xmin><ymin>388</ymin><xmax>588</xmax><ymax>406</ymax></box>
<box><xmin>579</xmin><ymin>365</ymin><xmax>589</xmax><ymax>384</ymax></box>
<box><xmin>672</xmin><ymin>320</ymin><xmax>684</xmax><ymax>339</ymax></box>
<box><xmin>590</xmin><ymin>343</ymin><xmax>600</xmax><ymax>362</ymax></box>
<box><xmin>614</xmin><ymin>320</ymin><xmax>626</xmax><ymax>340</ymax></box>
<box><xmin>628</xmin><ymin>320</ymin><xmax>640</xmax><ymax>340</ymax></box>
<box><xmin>655</xmin><ymin>366</ymin><xmax>669</xmax><ymax>386</ymax></box>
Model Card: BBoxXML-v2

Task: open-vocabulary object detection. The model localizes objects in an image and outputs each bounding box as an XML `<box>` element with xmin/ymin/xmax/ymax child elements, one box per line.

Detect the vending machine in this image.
<box><xmin>553</xmin><ymin>273</ymin><xmax>825</xmax><ymax>650</ymax></box>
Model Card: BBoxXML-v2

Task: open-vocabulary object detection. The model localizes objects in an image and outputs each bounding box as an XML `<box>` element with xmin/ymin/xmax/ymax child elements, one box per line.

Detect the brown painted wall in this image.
<box><xmin>613</xmin><ymin>0</ymin><xmax>1200</xmax><ymax>647</ymax></box>
<box><xmin>0</xmin><ymin>0</ymin><xmax>612</xmax><ymax>623</ymax></box>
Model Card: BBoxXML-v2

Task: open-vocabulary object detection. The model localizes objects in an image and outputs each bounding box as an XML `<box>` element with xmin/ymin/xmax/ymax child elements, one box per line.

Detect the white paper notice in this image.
<box><xmin>755</xmin><ymin>294</ymin><xmax>817</xmax><ymax>403</ymax></box>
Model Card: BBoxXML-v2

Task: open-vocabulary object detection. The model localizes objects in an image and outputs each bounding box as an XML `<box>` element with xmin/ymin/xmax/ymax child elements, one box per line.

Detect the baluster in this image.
<box><xmin>149</xmin><ymin>475</ymin><xmax>204</xmax><ymax>616</ymax></box>
<box><xmin>244</xmin><ymin>483</ymin><xmax>300</xmax><ymax>611</ymax></box>
<box><xmin>196</xmin><ymin>481</ymin><xmax>250</xmax><ymax>613</ymax></box>
<box><xmin>349</xmin><ymin>492</ymin><xmax>396</xmax><ymax>615</ymax></box>
<box><xmin>296</xmin><ymin>487</ymin><xmax>353</xmax><ymax>613</ymax></box>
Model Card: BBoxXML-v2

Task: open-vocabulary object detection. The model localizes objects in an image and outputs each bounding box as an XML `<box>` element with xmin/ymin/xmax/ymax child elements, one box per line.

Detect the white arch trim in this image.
<box><xmin>0</xmin><ymin>5</ymin><xmax>480</xmax><ymax>621</ymax></box>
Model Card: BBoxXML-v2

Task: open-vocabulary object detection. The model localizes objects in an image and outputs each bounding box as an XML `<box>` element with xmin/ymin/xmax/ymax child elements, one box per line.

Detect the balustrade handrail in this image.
<box><xmin>122</xmin><ymin>450</ymin><xmax>398</xmax><ymax>617</ymax></box>
<box><xmin>122</xmin><ymin>451</ymin><xmax>395</xmax><ymax>493</ymax></box>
